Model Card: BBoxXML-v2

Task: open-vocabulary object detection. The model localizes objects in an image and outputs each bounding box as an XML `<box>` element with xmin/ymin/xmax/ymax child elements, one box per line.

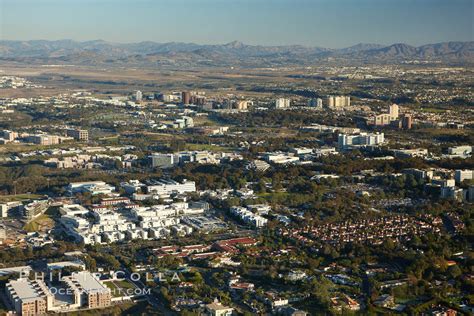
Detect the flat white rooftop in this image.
<box><xmin>8</xmin><ymin>278</ymin><xmax>45</xmax><ymax>302</ymax></box>
<box><xmin>66</xmin><ymin>271</ymin><xmax>109</xmax><ymax>294</ymax></box>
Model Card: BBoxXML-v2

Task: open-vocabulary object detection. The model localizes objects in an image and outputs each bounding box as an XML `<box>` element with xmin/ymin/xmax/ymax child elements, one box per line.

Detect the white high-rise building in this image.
<box><xmin>389</xmin><ymin>103</ymin><xmax>399</xmax><ymax>119</ymax></box>
<box><xmin>317</xmin><ymin>98</ymin><xmax>323</xmax><ymax>108</ymax></box>
<box><xmin>275</xmin><ymin>98</ymin><xmax>291</xmax><ymax>109</ymax></box>
<box><xmin>135</xmin><ymin>90</ymin><xmax>143</xmax><ymax>102</ymax></box>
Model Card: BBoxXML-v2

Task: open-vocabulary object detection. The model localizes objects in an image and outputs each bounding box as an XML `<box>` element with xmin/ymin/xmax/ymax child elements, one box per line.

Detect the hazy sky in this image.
<box><xmin>0</xmin><ymin>0</ymin><xmax>472</xmax><ymax>48</ymax></box>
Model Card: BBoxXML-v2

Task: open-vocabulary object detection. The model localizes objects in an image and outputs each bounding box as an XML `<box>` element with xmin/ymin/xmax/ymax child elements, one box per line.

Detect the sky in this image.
<box><xmin>0</xmin><ymin>0</ymin><xmax>472</xmax><ymax>48</ymax></box>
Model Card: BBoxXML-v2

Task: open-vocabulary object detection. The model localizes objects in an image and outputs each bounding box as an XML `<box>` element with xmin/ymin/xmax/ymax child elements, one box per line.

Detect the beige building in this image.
<box><xmin>26</xmin><ymin>134</ymin><xmax>60</xmax><ymax>145</ymax></box>
<box><xmin>205</xmin><ymin>299</ymin><xmax>234</xmax><ymax>316</ymax></box>
<box><xmin>67</xmin><ymin>129</ymin><xmax>89</xmax><ymax>141</ymax></box>
<box><xmin>327</xmin><ymin>96</ymin><xmax>350</xmax><ymax>108</ymax></box>
<box><xmin>235</xmin><ymin>101</ymin><xmax>250</xmax><ymax>110</ymax></box>
<box><xmin>62</xmin><ymin>271</ymin><xmax>111</xmax><ymax>309</ymax></box>
<box><xmin>389</xmin><ymin>103</ymin><xmax>399</xmax><ymax>119</ymax></box>
<box><xmin>6</xmin><ymin>278</ymin><xmax>53</xmax><ymax>316</ymax></box>
<box><xmin>275</xmin><ymin>98</ymin><xmax>291</xmax><ymax>109</ymax></box>
<box><xmin>373</xmin><ymin>113</ymin><xmax>392</xmax><ymax>126</ymax></box>
<box><xmin>2</xmin><ymin>130</ymin><xmax>18</xmax><ymax>142</ymax></box>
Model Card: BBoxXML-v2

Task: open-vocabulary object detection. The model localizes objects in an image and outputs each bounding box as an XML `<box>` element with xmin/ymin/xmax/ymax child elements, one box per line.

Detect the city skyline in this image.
<box><xmin>0</xmin><ymin>0</ymin><xmax>472</xmax><ymax>48</ymax></box>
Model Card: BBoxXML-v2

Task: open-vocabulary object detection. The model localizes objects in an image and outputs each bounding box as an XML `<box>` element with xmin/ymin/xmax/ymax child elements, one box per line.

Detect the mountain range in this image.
<box><xmin>1</xmin><ymin>40</ymin><xmax>472</xmax><ymax>67</ymax></box>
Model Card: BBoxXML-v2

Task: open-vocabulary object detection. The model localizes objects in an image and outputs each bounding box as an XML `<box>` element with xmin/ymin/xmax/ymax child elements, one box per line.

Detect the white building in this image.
<box><xmin>264</xmin><ymin>152</ymin><xmax>300</xmax><ymax>165</ymax></box>
<box><xmin>146</xmin><ymin>179</ymin><xmax>196</xmax><ymax>195</ymax></box>
<box><xmin>120</xmin><ymin>180</ymin><xmax>145</xmax><ymax>195</ymax></box>
<box><xmin>455</xmin><ymin>169</ymin><xmax>473</xmax><ymax>184</ymax></box>
<box><xmin>448</xmin><ymin>145</ymin><xmax>472</xmax><ymax>156</ymax></box>
<box><xmin>135</xmin><ymin>90</ymin><xmax>142</xmax><ymax>102</ymax></box>
<box><xmin>338</xmin><ymin>132</ymin><xmax>385</xmax><ymax>149</ymax></box>
<box><xmin>230</xmin><ymin>206</ymin><xmax>268</xmax><ymax>227</ymax></box>
<box><xmin>275</xmin><ymin>98</ymin><xmax>291</xmax><ymax>109</ymax></box>
<box><xmin>67</xmin><ymin>181</ymin><xmax>116</xmax><ymax>196</ymax></box>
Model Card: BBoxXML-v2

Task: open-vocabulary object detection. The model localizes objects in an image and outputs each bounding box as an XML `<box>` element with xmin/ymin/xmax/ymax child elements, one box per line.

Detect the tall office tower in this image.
<box><xmin>275</xmin><ymin>98</ymin><xmax>291</xmax><ymax>108</ymax></box>
<box><xmin>327</xmin><ymin>96</ymin><xmax>335</xmax><ymax>108</ymax></box>
<box><xmin>182</xmin><ymin>91</ymin><xmax>191</xmax><ymax>105</ymax></box>
<box><xmin>389</xmin><ymin>103</ymin><xmax>399</xmax><ymax>119</ymax></box>
<box><xmin>135</xmin><ymin>90</ymin><xmax>142</xmax><ymax>102</ymax></box>
<box><xmin>308</xmin><ymin>98</ymin><xmax>323</xmax><ymax>108</ymax></box>
<box><xmin>345</xmin><ymin>96</ymin><xmax>351</xmax><ymax>106</ymax></box>
<box><xmin>326</xmin><ymin>96</ymin><xmax>350</xmax><ymax>108</ymax></box>
<box><xmin>401</xmin><ymin>114</ymin><xmax>412</xmax><ymax>129</ymax></box>
<box><xmin>317</xmin><ymin>98</ymin><xmax>323</xmax><ymax>108</ymax></box>
<box><xmin>236</xmin><ymin>101</ymin><xmax>249</xmax><ymax>110</ymax></box>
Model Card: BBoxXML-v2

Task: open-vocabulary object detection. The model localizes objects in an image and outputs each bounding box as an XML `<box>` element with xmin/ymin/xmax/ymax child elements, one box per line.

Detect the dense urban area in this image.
<box><xmin>0</xmin><ymin>41</ymin><xmax>472</xmax><ymax>316</ymax></box>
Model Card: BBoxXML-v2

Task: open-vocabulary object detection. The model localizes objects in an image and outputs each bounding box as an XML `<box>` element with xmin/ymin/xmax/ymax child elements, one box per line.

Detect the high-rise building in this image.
<box><xmin>275</xmin><ymin>98</ymin><xmax>290</xmax><ymax>108</ymax></box>
<box><xmin>455</xmin><ymin>169</ymin><xmax>473</xmax><ymax>184</ymax></box>
<box><xmin>389</xmin><ymin>103</ymin><xmax>399</xmax><ymax>119</ymax></box>
<box><xmin>135</xmin><ymin>90</ymin><xmax>142</xmax><ymax>102</ymax></box>
<box><xmin>317</xmin><ymin>98</ymin><xmax>323</xmax><ymax>108</ymax></box>
<box><xmin>469</xmin><ymin>185</ymin><xmax>474</xmax><ymax>202</ymax></box>
<box><xmin>401</xmin><ymin>114</ymin><xmax>412</xmax><ymax>129</ymax></box>
<box><xmin>308</xmin><ymin>98</ymin><xmax>323</xmax><ymax>108</ymax></box>
<box><xmin>2</xmin><ymin>130</ymin><xmax>18</xmax><ymax>142</ymax></box>
<box><xmin>236</xmin><ymin>101</ymin><xmax>250</xmax><ymax>110</ymax></box>
<box><xmin>326</xmin><ymin>96</ymin><xmax>350</xmax><ymax>108</ymax></box>
<box><xmin>182</xmin><ymin>91</ymin><xmax>191</xmax><ymax>105</ymax></box>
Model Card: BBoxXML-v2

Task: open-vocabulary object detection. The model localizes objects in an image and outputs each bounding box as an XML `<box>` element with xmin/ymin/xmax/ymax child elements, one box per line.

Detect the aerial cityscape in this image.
<box><xmin>0</xmin><ymin>0</ymin><xmax>473</xmax><ymax>315</ymax></box>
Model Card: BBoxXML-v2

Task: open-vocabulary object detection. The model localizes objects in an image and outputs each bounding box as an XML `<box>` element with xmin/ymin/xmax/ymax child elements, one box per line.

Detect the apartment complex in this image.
<box><xmin>6</xmin><ymin>278</ymin><xmax>52</xmax><ymax>316</ymax></box>
<box><xmin>62</xmin><ymin>271</ymin><xmax>111</xmax><ymax>309</ymax></box>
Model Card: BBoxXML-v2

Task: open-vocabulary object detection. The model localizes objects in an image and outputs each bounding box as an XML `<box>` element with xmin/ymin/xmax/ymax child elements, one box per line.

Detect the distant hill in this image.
<box><xmin>0</xmin><ymin>40</ymin><xmax>472</xmax><ymax>67</ymax></box>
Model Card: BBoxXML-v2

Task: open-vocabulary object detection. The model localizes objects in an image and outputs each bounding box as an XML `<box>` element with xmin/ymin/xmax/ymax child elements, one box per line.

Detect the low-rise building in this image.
<box><xmin>338</xmin><ymin>132</ymin><xmax>385</xmax><ymax>149</ymax></box>
<box><xmin>204</xmin><ymin>299</ymin><xmax>234</xmax><ymax>316</ymax></box>
<box><xmin>66</xmin><ymin>129</ymin><xmax>89</xmax><ymax>141</ymax></box>
<box><xmin>145</xmin><ymin>179</ymin><xmax>196</xmax><ymax>195</ymax></box>
<box><xmin>6</xmin><ymin>278</ymin><xmax>53</xmax><ymax>316</ymax></box>
<box><xmin>62</xmin><ymin>271</ymin><xmax>111</xmax><ymax>309</ymax></box>
<box><xmin>67</xmin><ymin>181</ymin><xmax>116</xmax><ymax>196</ymax></box>
<box><xmin>230</xmin><ymin>206</ymin><xmax>268</xmax><ymax>227</ymax></box>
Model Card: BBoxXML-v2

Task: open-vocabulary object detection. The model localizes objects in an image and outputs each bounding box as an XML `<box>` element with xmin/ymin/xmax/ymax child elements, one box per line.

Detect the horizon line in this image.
<box><xmin>1</xmin><ymin>38</ymin><xmax>473</xmax><ymax>50</ymax></box>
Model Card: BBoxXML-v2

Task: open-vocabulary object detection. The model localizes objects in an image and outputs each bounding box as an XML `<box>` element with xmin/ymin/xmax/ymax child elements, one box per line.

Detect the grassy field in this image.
<box><xmin>183</xmin><ymin>143</ymin><xmax>234</xmax><ymax>152</ymax></box>
<box><xmin>23</xmin><ymin>213</ymin><xmax>55</xmax><ymax>232</ymax></box>
<box><xmin>0</xmin><ymin>193</ymin><xmax>43</xmax><ymax>203</ymax></box>
<box><xmin>104</xmin><ymin>279</ymin><xmax>137</xmax><ymax>298</ymax></box>
<box><xmin>193</xmin><ymin>116</ymin><xmax>219</xmax><ymax>127</ymax></box>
